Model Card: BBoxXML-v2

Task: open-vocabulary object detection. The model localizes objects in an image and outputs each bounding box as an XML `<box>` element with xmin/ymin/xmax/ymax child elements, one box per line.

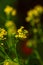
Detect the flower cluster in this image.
<box><xmin>5</xmin><ymin>20</ymin><xmax>16</xmax><ymax>28</ymax></box>
<box><xmin>26</xmin><ymin>39</ymin><xmax>37</xmax><ymax>48</ymax></box>
<box><xmin>4</xmin><ymin>59</ymin><xmax>19</xmax><ymax>65</ymax></box>
<box><xmin>5</xmin><ymin>20</ymin><xmax>17</xmax><ymax>35</ymax></box>
<box><xmin>4</xmin><ymin>5</ymin><xmax>16</xmax><ymax>16</ymax></box>
<box><xmin>0</xmin><ymin>28</ymin><xmax>7</xmax><ymax>40</ymax></box>
<box><xmin>15</xmin><ymin>26</ymin><xmax>28</xmax><ymax>39</ymax></box>
<box><xmin>0</xmin><ymin>5</ymin><xmax>43</xmax><ymax>65</ymax></box>
<box><xmin>25</xmin><ymin>5</ymin><xmax>43</xmax><ymax>24</ymax></box>
<box><xmin>4</xmin><ymin>5</ymin><xmax>17</xmax><ymax>36</ymax></box>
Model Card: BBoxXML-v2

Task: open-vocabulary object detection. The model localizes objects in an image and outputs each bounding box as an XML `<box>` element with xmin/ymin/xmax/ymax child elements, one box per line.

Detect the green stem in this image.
<box><xmin>7</xmin><ymin>14</ymin><xmax>10</xmax><ymax>20</ymax></box>
<box><xmin>34</xmin><ymin>50</ymin><xmax>43</xmax><ymax>65</ymax></box>
<box><xmin>0</xmin><ymin>46</ymin><xmax>12</xmax><ymax>60</ymax></box>
<box><xmin>15</xmin><ymin>43</ymin><xmax>20</xmax><ymax>65</ymax></box>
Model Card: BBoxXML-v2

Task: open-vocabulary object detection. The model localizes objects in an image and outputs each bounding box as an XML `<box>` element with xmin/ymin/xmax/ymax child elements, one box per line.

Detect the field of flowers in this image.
<box><xmin>0</xmin><ymin>1</ymin><xmax>43</xmax><ymax>65</ymax></box>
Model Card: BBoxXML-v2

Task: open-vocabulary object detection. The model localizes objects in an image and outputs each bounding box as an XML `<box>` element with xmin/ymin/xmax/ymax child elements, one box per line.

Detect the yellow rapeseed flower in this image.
<box><xmin>4</xmin><ymin>60</ymin><xmax>19</xmax><ymax>65</ymax></box>
<box><xmin>25</xmin><ymin>16</ymin><xmax>33</xmax><ymax>22</ymax></box>
<box><xmin>4</xmin><ymin>5</ymin><xmax>13</xmax><ymax>15</ymax></box>
<box><xmin>42</xmin><ymin>7</ymin><xmax>43</xmax><ymax>13</ymax></box>
<box><xmin>0</xmin><ymin>28</ymin><xmax>7</xmax><ymax>40</ymax></box>
<box><xmin>20</xmin><ymin>26</ymin><xmax>24</xmax><ymax>29</ymax></box>
<box><xmin>34</xmin><ymin>18</ymin><xmax>40</xmax><ymax>23</ymax></box>
<box><xmin>27</xmin><ymin>9</ymin><xmax>39</xmax><ymax>17</ymax></box>
<box><xmin>11</xmin><ymin>9</ymin><xmax>16</xmax><ymax>16</ymax></box>
<box><xmin>15</xmin><ymin>33</ymin><xmax>27</xmax><ymax>38</ymax></box>
<box><xmin>34</xmin><ymin>5</ymin><xmax>43</xmax><ymax>14</ymax></box>
<box><xmin>1</xmin><ymin>28</ymin><xmax>7</xmax><ymax>35</ymax></box>
<box><xmin>5</xmin><ymin>21</ymin><xmax>14</xmax><ymax>28</ymax></box>
<box><xmin>26</xmin><ymin>40</ymin><xmax>32</xmax><ymax>47</ymax></box>
<box><xmin>17</xmin><ymin>28</ymin><xmax>22</xmax><ymax>33</ymax></box>
<box><xmin>8</xmin><ymin>28</ymin><xmax>16</xmax><ymax>35</ymax></box>
<box><xmin>17</xmin><ymin>26</ymin><xmax>24</xmax><ymax>33</ymax></box>
<box><xmin>19</xmin><ymin>34</ymin><xmax>27</xmax><ymax>38</ymax></box>
<box><xmin>5</xmin><ymin>21</ymin><xmax>17</xmax><ymax>35</ymax></box>
<box><xmin>25</xmin><ymin>17</ymin><xmax>30</xmax><ymax>22</ymax></box>
<box><xmin>32</xmin><ymin>9</ymin><xmax>39</xmax><ymax>16</ymax></box>
<box><xmin>15</xmin><ymin>26</ymin><xmax>28</xmax><ymax>39</ymax></box>
<box><xmin>0</xmin><ymin>34</ymin><xmax>3</xmax><ymax>39</ymax></box>
<box><xmin>27</xmin><ymin>10</ymin><xmax>33</xmax><ymax>16</ymax></box>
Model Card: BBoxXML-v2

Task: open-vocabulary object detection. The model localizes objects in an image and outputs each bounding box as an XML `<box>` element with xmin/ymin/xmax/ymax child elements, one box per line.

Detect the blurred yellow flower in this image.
<box><xmin>34</xmin><ymin>5</ymin><xmax>43</xmax><ymax>14</ymax></box>
<box><xmin>4</xmin><ymin>5</ymin><xmax>13</xmax><ymax>15</ymax></box>
<box><xmin>17</xmin><ymin>28</ymin><xmax>22</xmax><ymax>33</ymax></box>
<box><xmin>5</xmin><ymin>21</ymin><xmax>14</xmax><ymax>28</ymax></box>
<box><xmin>1</xmin><ymin>28</ymin><xmax>7</xmax><ymax>35</ymax></box>
<box><xmin>26</xmin><ymin>40</ymin><xmax>37</xmax><ymax>48</ymax></box>
<box><xmin>42</xmin><ymin>7</ymin><xmax>43</xmax><ymax>12</ymax></box>
<box><xmin>8</xmin><ymin>28</ymin><xmax>16</xmax><ymax>35</ymax></box>
<box><xmin>32</xmin><ymin>9</ymin><xmax>39</xmax><ymax>16</ymax></box>
<box><xmin>26</xmin><ymin>5</ymin><xmax>43</xmax><ymax>23</ymax></box>
<box><xmin>4</xmin><ymin>60</ymin><xmax>19</xmax><ymax>65</ymax></box>
<box><xmin>0</xmin><ymin>28</ymin><xmax>7</xmax><ymax>40</ymax></box>
<box><xmin>12</xmin><ymin>9</ymin><xmax>16</xmax><ymax>16</ymax></box>
<box><xmin>25</xmin><ymin>17</ymin><xmax>32</xmax><ymax>22</ymax></box>
<box><xmin>26</xmin><ymin>9</ymin><xmax>39</xmax><ymax>22</ymax></box>
<box><xmin>0</xmin><ymin>34</ymin><xmax>3</xmax><ymax>38</ymax></box>
<box><xmin>27</xmin><ymin>10</ymin><xmax>33</xmax><ymax>16</ymax></box>
<box><xmin>34</xmin><ymin>18</ymin><xmax>40</xmax><ymax>23</ymax></box>
<box><xmin>26</xmin><ymin>40</ymin><xmax>32</xmax><ymax>47</ymax></box>
<box><xmin>15</xmin><ymin>33</ymin><xmax>27</xmax><ymax>39</ymax></box>
<box><xmin>5</xmin><ymin>21</ymin><xmax>17</xmax><ymax>35</ymax></box>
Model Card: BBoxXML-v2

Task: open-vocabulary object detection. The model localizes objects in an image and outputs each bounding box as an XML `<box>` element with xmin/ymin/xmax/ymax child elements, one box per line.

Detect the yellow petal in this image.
<box><xmin>4</xmin><ymin>5</ymin><xmax>13</xmax><ymax>15</ymax></box>
<box><xmin>12</xmin><ymin>9</ymin><xmax>16</xmax><ymax>16</ymax></box>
